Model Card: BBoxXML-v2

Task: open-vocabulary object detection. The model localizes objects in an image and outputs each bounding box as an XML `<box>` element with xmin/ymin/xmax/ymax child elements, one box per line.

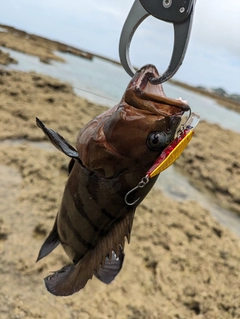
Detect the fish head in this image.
<box><xmin>77</xmin><ymin>65</ymin><xmax>190</xmax><ymax>179</ymax></box>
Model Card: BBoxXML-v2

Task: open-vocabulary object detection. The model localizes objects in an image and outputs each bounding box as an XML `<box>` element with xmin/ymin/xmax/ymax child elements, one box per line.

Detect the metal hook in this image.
<box><xmin>178</xmin><ymin>107</ymin><xmax>192</xmax><ymax>135</ymax></box>
<box><xmin>124</xmin><ymin>175</ymin><xmax>149</xmax><ymax>206</ymax></box>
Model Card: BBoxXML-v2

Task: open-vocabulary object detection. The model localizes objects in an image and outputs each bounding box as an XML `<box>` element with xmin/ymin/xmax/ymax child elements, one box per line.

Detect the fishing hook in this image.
<box><xmin>124</xmin><ymin>175</ymin><xmax>149</xmax><ymax>206</ymax></box>
<box><xmin>177</xmin><ymin>107</ymin><xmax>192</xmax><ymax>136</ymax></box>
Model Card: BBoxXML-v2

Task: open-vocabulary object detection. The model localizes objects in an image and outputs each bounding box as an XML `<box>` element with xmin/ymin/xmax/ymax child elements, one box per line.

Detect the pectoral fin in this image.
<box><xmin>94</xmin><ymin>250</ymin><xmax>125</xmax><ymax>284</ymax></box>
<box><xmin>37</xmin><ymin>216</ymin><xmax>60</xmax><ymax>262</ymax></box>
<box><xmin>36</xmin><ymin>118</ymin><xmax>79</xmax><ymax>159</ymax></box>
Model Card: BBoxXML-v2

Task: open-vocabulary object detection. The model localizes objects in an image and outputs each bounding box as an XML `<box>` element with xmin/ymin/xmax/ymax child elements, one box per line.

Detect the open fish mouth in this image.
<box><xmin>125</xmin><ymin>64</ymin><xmax>190</xmax><ymax>118</ymax></box>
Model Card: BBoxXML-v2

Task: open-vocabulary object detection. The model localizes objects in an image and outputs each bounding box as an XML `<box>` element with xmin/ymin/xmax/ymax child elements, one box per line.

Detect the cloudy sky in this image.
<box><xmin>1</xmin><ymin>0</ymin><xmax>240</xmax><ymax>94</ymax></box>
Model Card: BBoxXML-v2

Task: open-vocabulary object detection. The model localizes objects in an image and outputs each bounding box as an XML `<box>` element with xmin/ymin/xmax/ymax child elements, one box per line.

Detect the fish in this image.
<box><xmin>36</xmin><ymin>64</ymin><xmax>190</xmax><ymax>296</ymax></box>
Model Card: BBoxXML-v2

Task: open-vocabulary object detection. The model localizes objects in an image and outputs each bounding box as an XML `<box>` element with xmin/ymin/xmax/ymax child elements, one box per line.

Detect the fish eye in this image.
<box><xmin>147</xmin><ymin>132</ymin><xmax>168</xmax><ymax>151</ymax></box>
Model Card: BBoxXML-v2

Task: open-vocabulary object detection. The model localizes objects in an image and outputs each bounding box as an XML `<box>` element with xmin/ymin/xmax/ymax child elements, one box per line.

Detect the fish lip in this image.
<box><xmin>134</xmin><ymin>64</ymin><xmax>160</xmax><ymax>88</ymax></box>
<box><xmin>129</xmin><ymin>64</ymin><xmax>190</xmax><ymax>113</ymax></box>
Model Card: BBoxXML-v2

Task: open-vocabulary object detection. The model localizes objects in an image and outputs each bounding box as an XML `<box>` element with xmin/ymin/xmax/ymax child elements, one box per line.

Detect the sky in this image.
<box><xmin>1</xmin><ymin>0</ymin><xmax>240</xmax><ymax>94</ymax></box>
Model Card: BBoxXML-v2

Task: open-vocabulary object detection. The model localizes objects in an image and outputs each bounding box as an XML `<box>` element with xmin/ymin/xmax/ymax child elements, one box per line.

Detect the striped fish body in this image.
<box><xmin>37</xmin><ymin>64</ymin><xmax>190</xmax><ymax>296</ymax></box>
<box><xmin>57</xmin><ymin>158</ymin><xmax>151</xmax><ymax>262</ymax></box>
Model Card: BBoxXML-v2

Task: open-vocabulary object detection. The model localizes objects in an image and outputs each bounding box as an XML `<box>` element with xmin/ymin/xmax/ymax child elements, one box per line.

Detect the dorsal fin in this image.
<box><xmin>36</xmin><ymin>118</ymin><xmax>79</xmax><ymax>159</ymax></box>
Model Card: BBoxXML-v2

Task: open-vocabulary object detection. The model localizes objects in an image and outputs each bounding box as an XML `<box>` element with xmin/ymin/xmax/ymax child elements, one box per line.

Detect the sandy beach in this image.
<box><xmin>0</xmin><ymin>25</ymin><xmax>240</xmax><ymax>319</ymax></box>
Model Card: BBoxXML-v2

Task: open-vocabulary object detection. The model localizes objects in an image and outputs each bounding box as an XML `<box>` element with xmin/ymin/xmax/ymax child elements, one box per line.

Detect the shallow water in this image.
<box><xmin>158</xmin><ymin>167</ymin><xmax>240</xmax><ymax>238</ymax></box>
<box><xmin>2</xmin><ymin>46</ymin><xmax>240</xmax><ymax>133</ymax></box>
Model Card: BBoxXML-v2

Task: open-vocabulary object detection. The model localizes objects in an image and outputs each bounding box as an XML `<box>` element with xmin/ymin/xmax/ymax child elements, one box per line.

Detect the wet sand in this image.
<box><xmin>0</xmin><ymin>25</ymin><xmax>240</xmax><ymax>318</ymax></box>
<box><xmin>175</xmin><ymin>121</ymin><xmax>240</xmax><ymax>216</ymax></box>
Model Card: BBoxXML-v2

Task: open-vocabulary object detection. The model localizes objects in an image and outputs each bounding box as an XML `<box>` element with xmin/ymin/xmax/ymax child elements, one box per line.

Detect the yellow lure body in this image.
<box><xmin>149</xmin><ymin>130</ymin><xmax>194</xmax><ymax>178</ymax></box>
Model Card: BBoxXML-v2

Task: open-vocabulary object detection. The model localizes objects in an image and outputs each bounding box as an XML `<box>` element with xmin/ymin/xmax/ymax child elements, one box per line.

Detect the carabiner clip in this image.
<box><xmin>119</xmin><ymin>0</ymin><xmax>196</xmax><ymax>84</ymax></box>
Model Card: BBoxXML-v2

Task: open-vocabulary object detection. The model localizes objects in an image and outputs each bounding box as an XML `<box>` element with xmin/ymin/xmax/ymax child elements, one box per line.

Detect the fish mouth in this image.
<box><xmin>124</xmin><ymin>64</ymin><xmax>190</xmax><ymax>117</ymax></box>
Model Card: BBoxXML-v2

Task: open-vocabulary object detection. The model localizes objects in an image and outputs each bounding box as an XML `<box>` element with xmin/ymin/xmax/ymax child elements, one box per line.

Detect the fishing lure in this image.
<box><xmin>125</xmin><ymin>112</ymin><xmax>200</xmax><ymax>205</ymax></box>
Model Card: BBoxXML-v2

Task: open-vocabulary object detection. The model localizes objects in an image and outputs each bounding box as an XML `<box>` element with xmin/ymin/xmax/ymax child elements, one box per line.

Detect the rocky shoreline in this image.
<box><xmin>0</xmin><ymin>25</ymin><xmax>240</xmax><ymax>319</ymax></box>
<box><xmin>175</xmin><ymin>120</ymin><xmax>240</xmax><ymax>216</ymax></box>
<box><xmin>170</xmin><ymin>79</ymin><xmax>240</xmax><ymax>114</ymax></box>
<box><xmin>0</xmin><ymin>24</ymin><xmax>93</xmax><ymax>65</ymax></box>
<box><xmin>1</xmin><ymin>23</ymin><xmax>239</xmax><ymax>113</ymax></box>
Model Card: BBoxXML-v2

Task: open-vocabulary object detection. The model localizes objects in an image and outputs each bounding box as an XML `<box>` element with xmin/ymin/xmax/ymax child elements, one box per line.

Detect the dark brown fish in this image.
<box><xmin>36</xmin><ymin>64</ymin><xmax>190</xmax><ymax>296</ymax></box>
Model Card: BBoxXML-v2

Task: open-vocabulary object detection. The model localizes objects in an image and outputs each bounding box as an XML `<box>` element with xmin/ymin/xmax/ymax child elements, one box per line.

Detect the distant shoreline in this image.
<box><xmin>0</xmin><ymin>23</ymin><xmax>239</xmax><ymax>113</ymax></box>
<box><xmin>170</xmin><ymin>79</ymin><xmax>240</xmax><ymax>114</ymax></box>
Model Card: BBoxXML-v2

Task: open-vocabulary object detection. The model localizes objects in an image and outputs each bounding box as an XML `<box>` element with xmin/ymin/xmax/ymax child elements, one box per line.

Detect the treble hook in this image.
<box><xmin>176</xmin><ymin>107</ymin><xmax>192</xmax><ymax>136</ymax></box>
<box><xmin>124</xmin><ymin>175</ymin><xmax>149</xmax><ymax>206</ymax></box>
